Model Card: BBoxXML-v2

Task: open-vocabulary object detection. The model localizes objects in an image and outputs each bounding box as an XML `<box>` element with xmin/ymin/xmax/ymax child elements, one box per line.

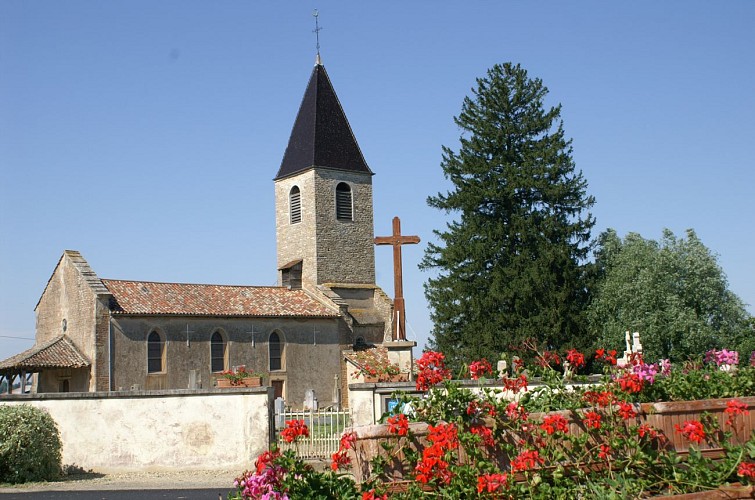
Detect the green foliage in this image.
<box><xmin>587</xmin><ymin>228</ymin><xmax>752</xmax><ymax>362</ymax></box>
<box><xmin>422</xmin><ymin>62</ymin><xmax>595</xmax><ymax>370</ymax></box>
<box><xmin>634</xmin><ymin>364</ymin><xmax>755</xmax><ymax>403</ymax></box>
<box><xmin>0</xmin><ymin>404</ymin><xmax>62</xmax><ymax>484</ymax></box>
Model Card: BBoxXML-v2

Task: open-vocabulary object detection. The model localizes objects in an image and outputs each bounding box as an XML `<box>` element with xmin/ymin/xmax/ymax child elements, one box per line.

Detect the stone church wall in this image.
<box><xmin>0</xmin><ymin>388</ymin><xmax>273</xmax><ymax>472</ymax></box>
<box><xmin>111</xmin><ymin>316</ymin><xmax>343</xmax><ymax>408</ymax></box>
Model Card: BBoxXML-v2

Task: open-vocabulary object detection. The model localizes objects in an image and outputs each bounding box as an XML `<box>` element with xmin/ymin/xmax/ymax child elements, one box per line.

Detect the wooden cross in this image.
<box><xmin>374</xmin><ymin>217</ymin><xmax>420</xmax><ymax>341</ymax></box>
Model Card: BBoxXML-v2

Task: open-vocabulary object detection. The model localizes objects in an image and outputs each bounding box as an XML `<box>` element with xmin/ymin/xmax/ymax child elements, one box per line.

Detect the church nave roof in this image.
<box><xmin>103</xmin><ymin>279</ymin><xmax>339</xmax><ymax>318</ymax></box>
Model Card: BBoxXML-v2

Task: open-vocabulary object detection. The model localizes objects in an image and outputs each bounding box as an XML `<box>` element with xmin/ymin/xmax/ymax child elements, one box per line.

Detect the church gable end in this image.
<box><xmin>34</xmin><ymin>250</ymin><xmax>111</xmax><ymax>391</ymax></box>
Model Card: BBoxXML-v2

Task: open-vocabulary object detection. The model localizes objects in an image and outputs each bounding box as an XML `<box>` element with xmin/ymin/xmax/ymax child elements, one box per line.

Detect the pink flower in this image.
<box><xmin>659</xmin><ymin>359</ymin><xmax>671</xmax><ymax>376</ymax></box>
<box><xmin>704</xmin><ymin>349</ymin><xmax>739</xmax><ymax>367</ymax></box>
<box><xmin>633</xmin><ymin>362</ymin><xmax>658</xmax><ymax>384</ymax></box>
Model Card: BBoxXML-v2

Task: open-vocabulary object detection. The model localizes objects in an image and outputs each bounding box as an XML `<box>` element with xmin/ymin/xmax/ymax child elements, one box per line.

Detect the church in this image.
<box><xmin>0</xmin><ymin>58</ymin><xmax>413</xmax><ymax>408</ymax></box>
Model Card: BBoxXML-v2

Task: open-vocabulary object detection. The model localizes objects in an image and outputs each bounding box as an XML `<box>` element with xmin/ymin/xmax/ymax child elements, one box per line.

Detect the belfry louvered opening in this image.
<box><xmin>289</xmin><ymin>186</ymin><xmax>301</xmax><ymax>224</ymax></box>
<box><xmin>335</xmin><ymin>182</ymin><xmax>353</xmax><ymax>221</ymax></box>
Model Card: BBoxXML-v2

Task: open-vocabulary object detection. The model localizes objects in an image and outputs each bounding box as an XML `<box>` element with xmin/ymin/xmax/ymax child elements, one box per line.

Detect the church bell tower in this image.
<box><xmin>274</xmin><ymin>61</ymin><xmax>376</xmax><ymax>288</ymax></box>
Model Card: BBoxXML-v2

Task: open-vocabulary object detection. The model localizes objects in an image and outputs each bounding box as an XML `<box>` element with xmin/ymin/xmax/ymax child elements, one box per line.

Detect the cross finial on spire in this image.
<box><xmin>313</xmin><ymin>9</ymin><xmax>322</xmax><ymax>65</ymax></box>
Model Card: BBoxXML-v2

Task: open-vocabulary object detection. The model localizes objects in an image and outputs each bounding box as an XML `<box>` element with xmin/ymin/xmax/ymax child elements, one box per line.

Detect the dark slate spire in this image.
<box><xmin>275</xmin><ymin>63</ymin><xmax>372</xmax><ymax>180</ymax></box>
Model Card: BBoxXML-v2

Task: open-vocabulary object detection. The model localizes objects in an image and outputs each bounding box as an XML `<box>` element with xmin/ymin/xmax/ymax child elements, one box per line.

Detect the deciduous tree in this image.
<box><xmin>587</xmin><ymin>228</ymin><xmax>752</xmax><ymax>362</ymax></box>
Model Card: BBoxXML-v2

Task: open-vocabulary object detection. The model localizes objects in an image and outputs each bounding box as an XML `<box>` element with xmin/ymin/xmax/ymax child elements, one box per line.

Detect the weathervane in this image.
<box><xmin>313</xmin><ymin>9</ymin><xmax>322</xmax><ymax>64</ymax></box>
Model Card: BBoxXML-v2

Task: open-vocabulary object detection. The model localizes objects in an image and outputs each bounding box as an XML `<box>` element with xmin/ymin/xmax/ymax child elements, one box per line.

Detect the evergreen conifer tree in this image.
<box><xmin>421</xmin><ymin>63</ymin><xmax>595</xmax><ymax>368</ymax></box>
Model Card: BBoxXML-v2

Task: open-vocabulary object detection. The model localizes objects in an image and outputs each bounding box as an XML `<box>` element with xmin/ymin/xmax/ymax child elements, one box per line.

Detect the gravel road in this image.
<box><xmin>0</xmin><ymin>469</ymin><xmax>240</xmax><ymax>494</ymax></box>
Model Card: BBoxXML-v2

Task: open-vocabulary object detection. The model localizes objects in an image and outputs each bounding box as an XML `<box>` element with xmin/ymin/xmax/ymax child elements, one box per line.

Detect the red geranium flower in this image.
<box><xmin>583</xmin><ymin>390</ymin><xmax>615</xmax><ymax>407</ymax></box>
<box><xmin>738</xmin><ymin>461</ymin><xmax>755</xmax><ymax>479</ymax></box>
<box><xmin>415</xmin><ymin>351</ymin><xmax>451</xmax><ymax>391</ymax></box>
<box><xmin>505</xmin><ymin>401</ymin><xmax>529</xmax><ymax>423</ymax></box>
<box><xmin>724</xmin><ymin>399</ymin><xmax>750</xmax><ymax>427</ymax></box>
<box><xmin>566</xmin><ymin>349</ymin><xmax>585</xmax><ymax>368</ymax></box>
<box><xmin>280</xmin><ymin>419</ymin><xmax>309</xmax><ymax>443</ymax></box>
<box><xmin>469</xmin><ymin>358</ymin><xmax>493</xmax><ymax>380</ymax></box>
<box><xmin>427</xmin><ymin>423</ymin><xmax>459</xmax><ymax>450</ymax></box>
<box><xmin>362</xmin><ymin>490</ymin><xmax>388</xmax><ymax>500</ymax></box>
<box><xmin>469</xmin><ymin>424</ymin><xmax>495</xmax><ymax>447</ymax></box>
<box><xmin>503</xmin><ymin>374</ymin><xmax>528</xmax><ymax>392</ymax></box>
<box><xmin>617</xmin><ymin>401</ymin><xmax>637</xmax><ymax>420</ymax></box>
<box><xmin>540</xmin><ymin>414</ymin><xmax>569</xmax><ymax>435</ymax></box>
<box><xmin>535</xmin><ymin>351</ymin><xmax>561</xmax><ymax>368</ymax></box>
<box><xmin>387</xmin><ymin>413</ymin><xmax>410</xmax><ymax>436</ymax></box>
<box><xmin>477</xmin><ymin>472</ymin><xmax>508</xmax><ymax>493</ymax></box>
<box><xmin>617</xmin><ymin>372</ymin><xmax>644</xmax><ymax>393</ymax></box>
<box><xmin>675</xmin><ymin>420</ymin><xmax>706</xmax><ymax>444</ymax></box>
<box><xmin>598</xmin><ymin>444</ymin><xmax>612</xmax><ymax>459</ymax></box>
<box><xmin>254</xmin><ymin>448</ymin><xmax>281</xmax><ymax>474</ymax></box>
<box><xmin>583</xmin><ymin>411</ymin><xmax>601</xmax><ymax>429</ymax></box>
<box><xmin>637</xmin><ymin>424</ymin><xmax>663</xmax><ymax>441</ymax></box>
<box><xmin>595</xmin><ymin>348</ymin><xmax>617</xmax><ymax>365</ymax></box>
<box><xmin>340</xmin><ymin>431</ymin><xmax>356</xmax><ymax>450</ymax></box>
<box><xmin>331</xmin><ymin>449</ymin><xmax>351</xmax><ymax>470</ymax></box>
<box><xmin>510</xmin><ymin>449</ymin><xmax>544</xmax><ymax>472</ymax></box>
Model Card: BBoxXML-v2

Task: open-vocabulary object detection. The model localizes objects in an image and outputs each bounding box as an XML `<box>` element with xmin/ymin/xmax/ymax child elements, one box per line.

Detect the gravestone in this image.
<box><xmin>497</xmin><ymin>359</ymin><xmax>508</xmax><ymax>378</ymax></box>
<box><xmin>275</xmin><ymin>397</ymin><xmax>286</xmax><ymax>428</ymax></box>
<box><xmin>304</xmin><ymin>389</ymin><xmax>318</xmax><ymax>411</ymax></box>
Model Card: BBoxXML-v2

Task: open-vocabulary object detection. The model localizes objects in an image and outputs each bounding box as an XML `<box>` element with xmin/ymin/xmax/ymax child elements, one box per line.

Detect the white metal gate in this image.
<box><xmin>275</xmin><ymin>407</ymin><xmax>351</xmax><ymax>458</ymax></box>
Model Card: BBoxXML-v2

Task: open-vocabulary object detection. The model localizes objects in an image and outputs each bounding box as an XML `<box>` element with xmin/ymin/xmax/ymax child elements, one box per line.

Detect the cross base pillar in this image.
<box><xmin>384</xmin><ymin>340</ymin><xmax>416</xmax><ymax>380</ymax></box>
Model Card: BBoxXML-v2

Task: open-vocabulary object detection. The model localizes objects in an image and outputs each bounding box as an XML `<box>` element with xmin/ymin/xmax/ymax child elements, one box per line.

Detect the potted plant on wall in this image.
<box><xmin>354</xmin><ymin>362</ymin><xmax>407</xmax><ymax>383</ymax></box>
<box><xmin>216</xmin><ymin>366</ymin><xmax>263</xmax><ymax>388</ymax></box>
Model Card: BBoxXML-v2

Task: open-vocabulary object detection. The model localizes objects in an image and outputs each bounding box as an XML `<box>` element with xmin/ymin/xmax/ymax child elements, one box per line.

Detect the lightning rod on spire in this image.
<box><xmin>313</xmin><ymin>9</ymin><xmax>322</xmax><ymax>65</ymax></box>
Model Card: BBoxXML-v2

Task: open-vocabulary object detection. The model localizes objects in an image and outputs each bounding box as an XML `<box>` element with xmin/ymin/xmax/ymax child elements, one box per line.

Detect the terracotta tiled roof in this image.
<box><xmin>0</xmin><ymin>336</ymin><xmax>90</xmax><ymax>374</ymax></box>
<box><xmin>343</xmin><ymin>345</ymin><xmax>392</xmax><ymax>372</ymax></box>
<box><xmin>102</xmin><ymin>279</ymin><xmax>339</xmax><ymax>318</ymax></box>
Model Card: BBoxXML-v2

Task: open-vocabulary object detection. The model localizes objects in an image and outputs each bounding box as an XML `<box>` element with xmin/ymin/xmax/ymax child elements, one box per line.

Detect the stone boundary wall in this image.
<box><xmin>348</xmin><ymin>377</ymin><xmax>604</xmax><ymax>427</ymax></box>
<box><xmin>0</xmin><ymin>387</ymin><xmax>274</xmax><ymax>473</ymax></box>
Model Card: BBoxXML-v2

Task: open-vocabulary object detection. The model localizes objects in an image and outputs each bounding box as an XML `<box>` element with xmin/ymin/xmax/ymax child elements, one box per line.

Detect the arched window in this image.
<box><xmin>289</xmin><ymin>186</ymin><xmax>301</xmax><ymax>224</ymax></box>
<box><xmin>147</xmin><ymin>331</ymin><xmax>165</xmax><ymax>373</ymax></box>
<box><xmin>335</xmin><ymin>182</ymin><xmax>353</xmax><ymax>221</ymax></box>
<box><xmin>269</xmin><ymin>332</ymin><xmax>283</xmax><ymax>371</ymax></box>
<box><xmin>210</xmin><ymin>331</ymin><xmax>227</xmax><ymax>373</ymax></box>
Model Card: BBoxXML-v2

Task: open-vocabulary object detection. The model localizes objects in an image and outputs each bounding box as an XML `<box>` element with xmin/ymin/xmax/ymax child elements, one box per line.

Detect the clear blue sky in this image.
<box><xmin>1</xmin><ymin>1</ymin><xmax>753</xmax><ymax>361</ymax></box>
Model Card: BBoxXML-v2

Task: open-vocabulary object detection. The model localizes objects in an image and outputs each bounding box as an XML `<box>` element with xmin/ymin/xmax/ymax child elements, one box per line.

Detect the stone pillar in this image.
<box><xmin>383</xmin><ymin>341</ymin><xmax>416</xmax><ymax>378</ymax></box>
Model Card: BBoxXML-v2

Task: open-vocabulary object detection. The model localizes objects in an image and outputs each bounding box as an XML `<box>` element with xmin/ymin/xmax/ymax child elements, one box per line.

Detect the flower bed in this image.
<box><xmin>347</xmin><ymin>396</ymin><xmax>755</xmax><ymax>483</ymax></box>
<box><xmin>229</xmin><ymin>346</ymin><xmax>755</xmax><ymax>499</ymax></box>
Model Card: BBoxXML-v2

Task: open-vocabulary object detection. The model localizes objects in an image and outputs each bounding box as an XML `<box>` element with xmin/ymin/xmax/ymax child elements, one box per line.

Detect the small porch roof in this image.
<box><xmin>0</xmin><ymin>335</ymin><xmax>90</xmax><ymax>375</ymax></box>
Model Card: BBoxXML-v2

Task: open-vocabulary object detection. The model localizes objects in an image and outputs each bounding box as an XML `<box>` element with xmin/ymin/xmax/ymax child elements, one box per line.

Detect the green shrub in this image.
<box><xmin>0</xmin><ymin>404</ymin><xmax>62</xmax><ymax>484</ymax></box>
